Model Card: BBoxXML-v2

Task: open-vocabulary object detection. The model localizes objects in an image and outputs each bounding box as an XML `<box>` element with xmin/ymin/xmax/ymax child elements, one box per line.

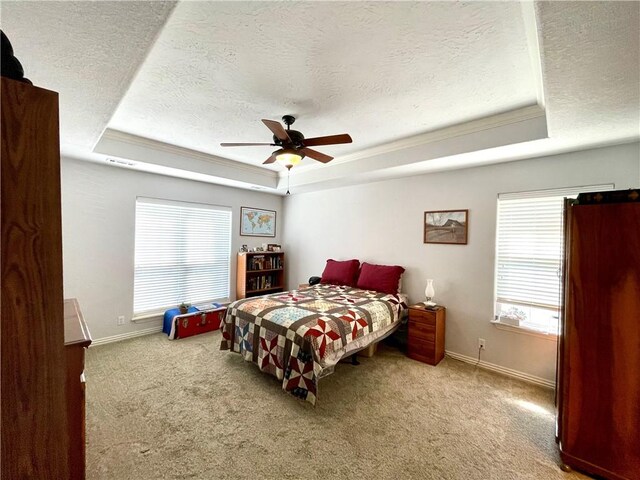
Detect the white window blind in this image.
<box><xmin>495</xmin><ymin>184</ymin><xmax>612</xmax><ymax>333</ymax></box>
<box><xmin>133</xmin><ymin>198</ymin><xmax>232</xmax><ymax>316</ymax></box>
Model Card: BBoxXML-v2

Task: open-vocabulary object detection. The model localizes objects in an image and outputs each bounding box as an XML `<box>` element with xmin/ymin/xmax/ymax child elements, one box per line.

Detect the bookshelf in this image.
<box><xmin>236</xmin><ymin>251</ymin><xmax>285</xmax><ymax>299</ymax></box>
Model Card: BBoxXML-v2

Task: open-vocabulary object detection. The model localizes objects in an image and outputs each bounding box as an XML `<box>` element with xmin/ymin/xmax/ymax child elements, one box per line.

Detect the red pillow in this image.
<box><xmin>320</xmin><ymin>259</ymin><xmax>360</xmax><ymax>287</ymax></box>
<box><xmin>356</xmin><ymin>262</ymin><xmax>405</xmax><ymax>294</ymax></box>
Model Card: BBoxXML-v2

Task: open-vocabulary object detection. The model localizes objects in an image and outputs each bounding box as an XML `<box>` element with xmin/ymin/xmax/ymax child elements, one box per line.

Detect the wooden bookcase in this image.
<box><xmin>236</xmin><ymin>252</ymin><xmax>285</xmax><ymax>299</ymax></box>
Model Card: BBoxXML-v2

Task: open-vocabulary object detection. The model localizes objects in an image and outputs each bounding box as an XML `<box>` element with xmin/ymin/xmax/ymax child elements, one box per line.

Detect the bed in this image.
<box><xmin>220</xmin><ymin>283</ymin><xmax>408</xmax><ymax>404</ymax></box>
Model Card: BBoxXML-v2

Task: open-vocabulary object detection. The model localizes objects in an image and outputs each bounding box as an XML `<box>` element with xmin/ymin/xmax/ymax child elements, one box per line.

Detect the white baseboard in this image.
<box><xmin>445</xmin><ymin>350</ymin><xmax>555</xmax><ymax>389</ymax></box>
<box><xmin>90</xmin><ymin>325</ymin><xmax>163</xmax><ymax>347</ymax></box>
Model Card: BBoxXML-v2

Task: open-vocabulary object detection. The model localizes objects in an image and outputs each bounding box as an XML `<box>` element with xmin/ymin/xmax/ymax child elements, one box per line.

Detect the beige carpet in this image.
<box><xmin>86</xmin><ymin>331</ymin><xmax>588</xmax><ymax>480</ymax></box>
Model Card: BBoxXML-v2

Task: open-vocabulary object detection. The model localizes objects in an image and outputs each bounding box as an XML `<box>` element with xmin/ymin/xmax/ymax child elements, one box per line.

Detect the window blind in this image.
<box><xmin>495</xmin><ymin>184</ymin><xmax>612</xmax><ymax>310</ymax></box>
<box><xmin>133</xmin><ymin>197</ymin><xmax>232</xmax><ymax>316</ymax></box>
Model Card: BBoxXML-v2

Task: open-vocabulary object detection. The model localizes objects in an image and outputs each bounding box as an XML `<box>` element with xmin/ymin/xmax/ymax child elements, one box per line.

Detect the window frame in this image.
<box><xmin>492</xmin><ymin>184</ymin><xmax>613</xmax><ymax>337</ymax></box>
<box><xmin>132</xmin><ymin>197</ymin><xmax>232</xmax><ymax>319</ymax></box>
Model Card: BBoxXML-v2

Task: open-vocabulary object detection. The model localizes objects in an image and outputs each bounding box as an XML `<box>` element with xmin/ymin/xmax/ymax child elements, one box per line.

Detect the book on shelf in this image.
<box><xmin>248</xmin><ymin>274</ymin><xmax>277</xmax><ymax>291</ymax></box>
<box><xmin>248</xmin><ymin>254</ymin><xmax>282</xmax><ymax>271</ymax></box>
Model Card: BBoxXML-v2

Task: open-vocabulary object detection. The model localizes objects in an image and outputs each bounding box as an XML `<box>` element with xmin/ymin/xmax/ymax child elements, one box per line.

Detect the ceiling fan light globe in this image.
<box><xmin>276</xmin><ymin>150</ymin><xmax>302</xmax><ymax>166</ymax></box>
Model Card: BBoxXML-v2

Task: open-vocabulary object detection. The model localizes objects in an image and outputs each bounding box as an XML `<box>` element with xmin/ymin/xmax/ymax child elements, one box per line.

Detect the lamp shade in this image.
<box><xmin>276</xmin><ymin>148</ymin><xmax>303</xmax><ymax>166</ymax></box>
<box><xmin>425</xmin><ymin>279</ymin><xmax>435</xmax><ymax>301</ymax></box>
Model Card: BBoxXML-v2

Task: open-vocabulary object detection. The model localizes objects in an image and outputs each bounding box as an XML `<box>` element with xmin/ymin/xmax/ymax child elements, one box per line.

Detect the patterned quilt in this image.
<box><xmin>220</xmin><ymin>284</ymin><xmax>408</xmax><ymax>404</ymax></box>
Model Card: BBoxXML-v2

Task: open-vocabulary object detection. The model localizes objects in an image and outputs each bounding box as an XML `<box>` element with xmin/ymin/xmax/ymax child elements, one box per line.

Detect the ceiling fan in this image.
<box><xmin>220</xmin><ymin>115</ymin><xmax>352</xmax><ymax>166</ymax></box>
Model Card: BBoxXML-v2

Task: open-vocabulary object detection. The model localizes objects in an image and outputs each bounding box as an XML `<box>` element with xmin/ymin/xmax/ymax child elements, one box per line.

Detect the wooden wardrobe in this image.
<box><xmin>1</xmin><ymin>77</ymin><xmax>69</xmax><ymax>477</ymax></box>
<box><xmin>557</xmin><ymin>189</ymin><xmax>640</xmax><ymax>480</ymax></box>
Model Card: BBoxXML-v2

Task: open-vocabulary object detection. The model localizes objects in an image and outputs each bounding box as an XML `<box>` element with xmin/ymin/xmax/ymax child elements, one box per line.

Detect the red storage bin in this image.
<box><xmin>170</xmin><ymin>307</ymin><xmax>226</xmax><ymax>340</ymax></box>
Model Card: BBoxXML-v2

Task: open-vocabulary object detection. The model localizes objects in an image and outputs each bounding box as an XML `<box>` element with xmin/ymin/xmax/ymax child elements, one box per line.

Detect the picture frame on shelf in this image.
<box><xmin>240</xmin><ymin>206</ymin><xmax>276</xmax><ymax>237</ymax></box>
<box><xmin>424</xmin><ymin>209</ymin><xmax>468</xmax><ymax>245</ymax></box>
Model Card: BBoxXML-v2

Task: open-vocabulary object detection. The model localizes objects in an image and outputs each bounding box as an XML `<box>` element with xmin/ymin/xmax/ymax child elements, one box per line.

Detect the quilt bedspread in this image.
<box><xmin>220</xmin><ymin>284</ymin><xmax>408</xmax><ymax>404</ymax></box>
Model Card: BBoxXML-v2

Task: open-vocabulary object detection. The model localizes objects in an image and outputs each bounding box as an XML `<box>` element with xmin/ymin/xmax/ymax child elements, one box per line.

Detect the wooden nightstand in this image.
<box><xmin>407</xmin><ymin>305</ymin><xmax>446</xmax><ymax>365</ymax></box>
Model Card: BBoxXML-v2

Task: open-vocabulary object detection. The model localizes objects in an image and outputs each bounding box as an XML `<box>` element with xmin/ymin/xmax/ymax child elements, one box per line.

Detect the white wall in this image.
<box><xmin>282</xmin><ymin>142</ymin><xmax>640</xmax><ymax>383</ymax></box>
<box><xmin>61</xmin><ymin>158</ymin><xmax>283</xmax><ymax>341</ymax></box>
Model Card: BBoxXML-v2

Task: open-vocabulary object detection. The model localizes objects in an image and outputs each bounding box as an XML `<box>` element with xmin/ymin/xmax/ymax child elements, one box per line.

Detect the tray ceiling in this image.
<box><xmin>1</xmin><ymin>1</ymin><xmax>638</xmax><ymax>193</ymax></box>
<box><xmin>107</xmin><ymin>1</ymin><xmax>539</xmax><ymax>170</ymax></box>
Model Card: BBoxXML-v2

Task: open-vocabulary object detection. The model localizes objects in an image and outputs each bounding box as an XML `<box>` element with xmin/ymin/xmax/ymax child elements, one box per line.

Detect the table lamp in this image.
<box><xmin>425</xmin><ymin>279</ymin><xmax>436</xmax><ymax>307</ymax></box>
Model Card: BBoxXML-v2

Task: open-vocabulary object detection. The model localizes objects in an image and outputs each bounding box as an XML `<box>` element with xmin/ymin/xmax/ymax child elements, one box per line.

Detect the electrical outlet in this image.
<box><xmin>478</xmin><ymin>338</ymin><xmax>486</xmax><ymax>350</ymax></box>
<box><xmin>117</xmin><ymin>315</ymin><xmax>125</xmax><ymax>326</ymax></box>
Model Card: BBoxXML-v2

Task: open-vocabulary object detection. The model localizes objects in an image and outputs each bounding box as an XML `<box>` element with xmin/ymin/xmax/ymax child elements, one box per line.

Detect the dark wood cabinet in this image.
<box><xmin>557</xmin><ymin>190</ymin><xmax>640</xmax><ymax>480</ymax></box>
<box><xmin>407</xmin><ymin>305</ymin><xmax>446</xmax><ymax>365</ymax></box>
<box><xmin>1</xmin><ymin>78</ymin><xmax>69</xmax><ymax>478</ymax></box>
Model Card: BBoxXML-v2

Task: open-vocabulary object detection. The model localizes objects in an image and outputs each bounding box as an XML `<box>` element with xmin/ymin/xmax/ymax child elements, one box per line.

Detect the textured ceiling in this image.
<box><xmin>108</xmin><ymin>1</ymin><xmax>538</xmax><ymax>169</ymax></box>
<box><xmin>536</xmin><ymin>1</ymin><xmax>640</xmax><ymax>143</ymax></box>
<box><xmin>1</xmin><ymin>1</ymin><xmax>638</xmax><ymax>191</ymax></box>
<box><xmin>0</xmin><ymin>1</ymin><xmax>176</xmax><ymax>148</ymax></box>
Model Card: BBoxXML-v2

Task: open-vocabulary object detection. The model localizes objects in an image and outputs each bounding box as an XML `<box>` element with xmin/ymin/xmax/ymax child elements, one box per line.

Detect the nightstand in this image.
<box><xmin>407</xmin><ymin>305</ymin><xmax>446</xmax><ymax>365</ymax></box>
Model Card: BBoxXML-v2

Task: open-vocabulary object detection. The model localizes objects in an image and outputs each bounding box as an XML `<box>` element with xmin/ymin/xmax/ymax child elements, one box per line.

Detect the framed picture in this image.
<box><xmin>240</xmin><ymin>207</ymin><xmax>276</xmax><ymax>237</ymax></box>
<box><xmin>424</xmin><ymin>209</ymin><xmax>468</xmax><ymax>245</ymax></box>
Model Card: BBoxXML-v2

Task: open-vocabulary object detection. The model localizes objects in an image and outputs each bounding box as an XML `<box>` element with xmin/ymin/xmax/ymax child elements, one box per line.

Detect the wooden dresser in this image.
<box><xmin>64</xmin><ymin>298</ymin><xmax>92</xmax><ymax>480</ymax></box>
<box><xmin>407</xmin><ymin>305</ymin><xmax>446</xmax><ymax>365</ymax></box>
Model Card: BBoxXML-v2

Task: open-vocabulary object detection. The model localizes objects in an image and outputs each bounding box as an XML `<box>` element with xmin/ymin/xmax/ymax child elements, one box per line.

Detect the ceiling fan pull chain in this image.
<box><xmin>286</xmin><ymin>165</ymin><xmax>292</xmax><ymax>195</ymax></box>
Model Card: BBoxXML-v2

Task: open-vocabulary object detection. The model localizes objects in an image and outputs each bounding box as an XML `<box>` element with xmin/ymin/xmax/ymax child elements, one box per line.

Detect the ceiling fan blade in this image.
<box><xmin>303</xmin><ymin>134</ymin><xmax>352</xmax><ymax>147</ymax></box>
<box><xmin>300</xmin><ymin>147</ymin><xmax>333</xmax><ymax>163</ymax></box>
<box><xmin>262</xmin><ymin>119</ymin><xmax>291</xmax><ymax>142</ymax></box>
<box><xmin>263</xmin><ymin>153</ymin><xmax>277</xmax><ymax>164</ymax></box>
<box><xmin>220</xmin><ymin>142</ymin><xmax>273</xmax><ymax>147</ymax></box>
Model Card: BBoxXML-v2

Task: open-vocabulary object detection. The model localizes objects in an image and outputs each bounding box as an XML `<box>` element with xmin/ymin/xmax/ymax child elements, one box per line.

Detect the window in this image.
<box><xmin>494</xmin><ymin>184</ymin><xmax>612</xmax><ymax>335</ymax></box>
<box><xmin>133</xmin><ymin>198</ymin><xmax>232</xmax><ymax>316</ymax></box>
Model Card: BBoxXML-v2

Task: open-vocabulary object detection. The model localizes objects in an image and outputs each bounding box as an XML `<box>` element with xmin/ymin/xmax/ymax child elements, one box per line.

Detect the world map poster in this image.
<box><xmin>240</xmin><ymin>207</ymin><xmax>276</xmax><ymax>237</ymax></box>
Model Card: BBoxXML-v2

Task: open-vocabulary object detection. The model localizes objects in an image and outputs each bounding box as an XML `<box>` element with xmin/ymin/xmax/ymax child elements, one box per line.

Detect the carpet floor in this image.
<box><xmin>86</xmin><ymin>331</ymin><xmax>587</xmax><ymax>480</ymax></box>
